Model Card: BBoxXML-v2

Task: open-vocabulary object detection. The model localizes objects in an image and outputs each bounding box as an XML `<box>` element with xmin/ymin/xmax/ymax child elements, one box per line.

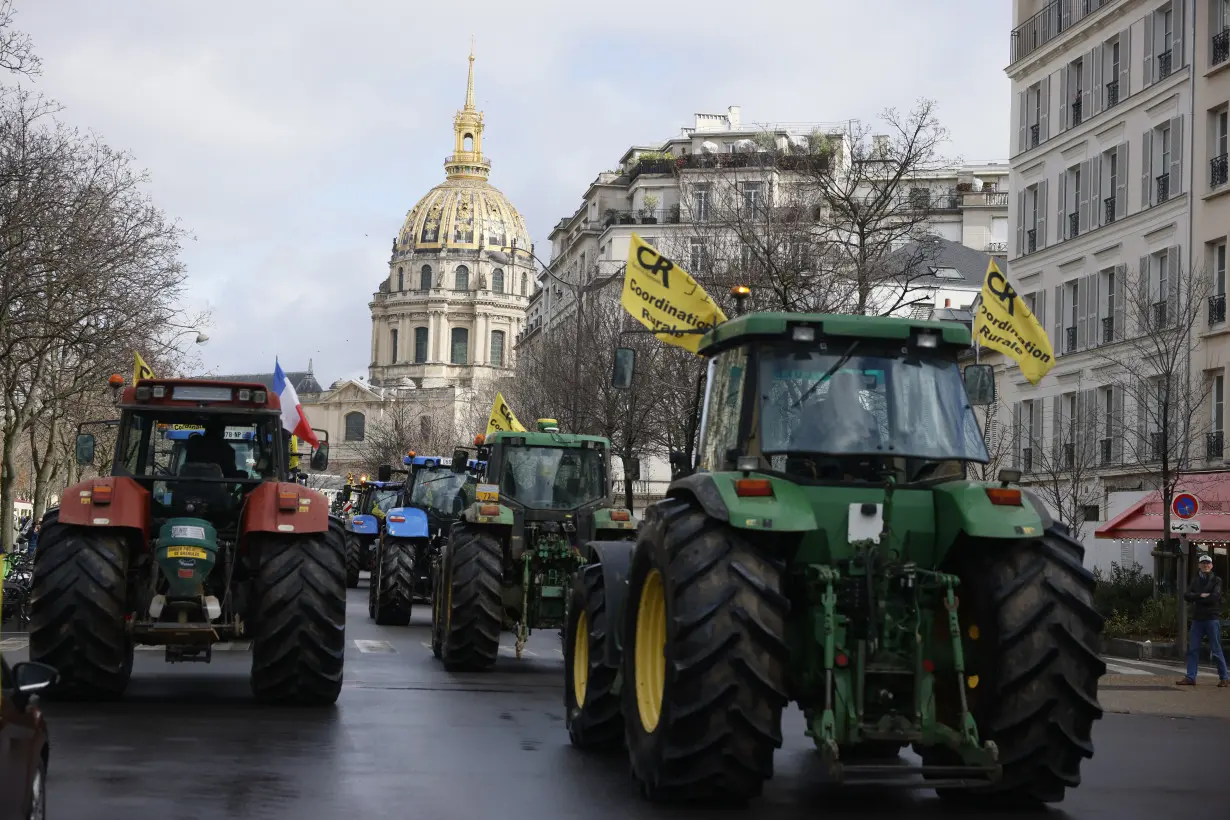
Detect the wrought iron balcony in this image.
<box><xmin>1102</xmin><ymin>315</ymin><xmax>1114</xmax><ymax>343</ymax></box>
<box><xmin>1027</xmin><ymin>229</ymin><xmax>1037</xmax><ymax>253</ymax></box>
<box><xmin>1208</xmin><ymin>431</ymin><xmax>1225</xmax><ymax>461</ymax></box>
<box><xmin>1105</xmin><ymin>79</ymin><xmax>1120</xmax><ymax>107</ymax></box>
<box><xmin>1157</xmin><ymin>49</ymin><xmax>1173</xmax><ymax>79</ymax></box>
<box><xmin>1071</xmin><ymin>98</ymin><xmax>1083</xmax><ymax>127</ymax></box>
<box><xmin>1153</xmin><ymin>300</ymin><xmax>1169</xmax><ymax>329</ymax></box>
<box><xmin>1156</xmin><ymin>173</ymin><xmax>1170</xmax><ymax>204</ymax></box>
<box><xmin>1210</xmin><ymin>293</ymin><xmax>1227</xmax><ymax>326</ymax></box>
<box><xmin>1065</xmin><ymin>326</ymin><xmax>1077</xmax><ymax>353</ymax></box>
<box><xmin>985</xmin><ymin>241</ymin><xmax>1008</xmax><ymax>254</ymax></box>
<box><xmin>1214</xmin><ymin>28</ymin><xmax>1229</xmax><ymax>67</ymax></box>
<box><xmin>1100</xmin><ymin>437</ymin><xmax>1113</xmax><ymax>465</ymax></box>
<box><xmin>1211</xmin><ymin>154</ymin><xmax>1228</xmax><ymax>189</ymax></box>
<box><xmin>1022</xmin><ymin>447</ymin><xmax>1034</xmax><ymax>473</ymax></box>
<box><xmin>1151</xmin><ymin>431</ymin><xmax>1164</xmax><ymax>461</ymax></box>
<box><xmin>1068</xmin><ymin>211</ymin><xmax>1079</xmax><ymax>239</ymax></box>
<box><xmin>1030</xmin><ymin>124</ymin><xmax>1040</xmax><ymax>148</ymax></box>
<box><xmin>1104</xmin><ymin>196</ymin><xmax>1116</xmax><ymax>224</ymax></box>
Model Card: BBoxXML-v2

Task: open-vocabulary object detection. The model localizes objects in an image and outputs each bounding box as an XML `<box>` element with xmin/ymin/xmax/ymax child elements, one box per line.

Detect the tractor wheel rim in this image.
<box><xmin>634</xmin><ymin>568</ymin><xmax>666</xmax><ymax>733</ymax></box>
<box><xmin>573</xmin><ymin>609</ymin><xmax>589</xmax><ymax>706</ymax></box>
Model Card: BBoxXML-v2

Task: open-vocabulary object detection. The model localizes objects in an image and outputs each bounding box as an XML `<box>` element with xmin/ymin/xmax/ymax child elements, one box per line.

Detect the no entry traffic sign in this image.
<box><xmin>1172</xmin><ymin>492</ymin><xmax>1200</xmax><ymax>519</ymax></box>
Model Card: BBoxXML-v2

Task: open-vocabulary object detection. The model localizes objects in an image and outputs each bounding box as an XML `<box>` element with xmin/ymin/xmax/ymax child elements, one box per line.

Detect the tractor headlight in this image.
<box><xmin>791</xmin><ymin>326</ymin><xmax>816</xmax><ymax>342</ymax></box>
<box><xmin>916</xmin><ymin>332</ymin><xmax>938</xmax><ymax>348</ymax></box>
<box><xmin>253</xmin><ymin>390</ymin><xmax>267</xmax><ymax>403</ymax></box>
<box><xmin>151</xmin><ymin>386</ymin><xmax>167</xmax><ymax>398</ymax></box>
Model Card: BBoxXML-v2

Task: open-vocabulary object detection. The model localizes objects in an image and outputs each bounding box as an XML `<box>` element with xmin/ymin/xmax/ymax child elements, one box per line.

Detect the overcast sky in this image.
<box><xmin>17</xmin><ymin>0</ymin><xmax>1011</xmax><ymax>385</ymax></box>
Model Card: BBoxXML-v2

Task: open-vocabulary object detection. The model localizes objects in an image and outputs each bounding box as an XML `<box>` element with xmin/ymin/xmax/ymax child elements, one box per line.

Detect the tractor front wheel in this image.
<box><xmin>621</xmin><ymin>500</ymin><xmax>789</xmax><ymax>802</ymax></box>
<box><xmin>372</xmin><ymin>537</ymin><xmax>415</xmax><ymax>626</ymax></box>
<box><xmin>440</xmin><ymin>525</ymin><xmax>503</xmax><ymax>672</ymax></box>
<box><xmin>564</xmin><ymin>562</ymin><xmax>624</xmax><ymax>750</ymax></box>
<box><xmin>250</xmin><ymin>518</ymin><xmax>347</xmax><ymax>705</ymax></box>
<box><xmin>27</xmin><ymin>514</ymin><xmax>133</xmax><ymax>700</ymax></box>
<box><xmin>344</xmin><ymin>535</ymin><xmax>361</xmax><ymax>588</ymax></box>
<box><xmin>932</xmin><ymin>526</ymin><xmax>1105</xmax><ymax>805</ymax></box>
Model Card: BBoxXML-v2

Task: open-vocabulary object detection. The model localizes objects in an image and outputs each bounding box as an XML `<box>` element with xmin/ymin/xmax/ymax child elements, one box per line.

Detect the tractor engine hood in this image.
<box><xmin>154</xmin><ymin>517</ymin><xmax>219</xmax><ymax>599</ymax></box>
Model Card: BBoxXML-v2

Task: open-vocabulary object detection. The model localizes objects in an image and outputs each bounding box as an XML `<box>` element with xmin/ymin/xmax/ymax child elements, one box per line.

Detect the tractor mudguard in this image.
<box><xmin>666</xmin><ymin>472</ymin><xmax>817</xmax><ymax>533</ymax></box>
<box><xmin>932</xmin><ymin>480</ymin><xmax>1046</xmax><ymax>550</ymax></box>
<box><xmin>385</xmin><ymin>507</ymin><xmax>429</xmax><ymax>539</ymax></box>
<box><xmin>461</xmin><ymin>502</ymin><xmax>514</xmax><ymax>526</ymax></box>
<box><xmin>56</xmin><ymin>476</ymin><xmax>151</xmax><ymax>541</ymax></box>
<box><xmin>241</xmin><ymin>482</ymin><xmax>329</xmax><ymax>538</ymax></box>
<box><xmin>581</xmin><ymin>539</ymin><xmax>637</xmax><ymax>667</ymax></box>
<box><xmin>349</xmin><ymin>514</ymin><xmax>380</xmax><ymax>536</ymax></box>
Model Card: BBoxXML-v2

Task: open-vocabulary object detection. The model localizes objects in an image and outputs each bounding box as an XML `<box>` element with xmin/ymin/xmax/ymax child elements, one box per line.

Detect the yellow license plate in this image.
<box><xmin>165</xmin><ymin>546</ymin><xmax>208</xmax><ymax>560</ymax></box>
<box><xmin>476</xmin><ymin>483</ymin><xmax>499</xmax><ymax>502</ymax></box>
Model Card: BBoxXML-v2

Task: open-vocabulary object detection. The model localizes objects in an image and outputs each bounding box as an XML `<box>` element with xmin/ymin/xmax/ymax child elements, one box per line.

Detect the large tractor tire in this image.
<box><xmin>372</xmin><ymin>537</ymin><xmax>415</xmax><ymax>626</ymax></box>
<box><xmin>621</xmin><ymin>500</ymin><xmax>789</xmax><ymax>802</ymax></box>
<box><xmin>344</xmin><ymin>535</ymin><xmax>362</xmax><ymax>588</ymax></box>
<box><xmin>27</xmin><ymin>513</ymin><xmax>134</xmax><ymax>700</ymax></box>
<box><xmin>564</xmin><ymin>562</ymin><xmax>624</xmax><ymax>750</ymax></box>
<box><xmin>439</xmin><ymin>525</ymin><xmax>503</xmax><ymax>672</ymax></box>
<box><xmin>929</xmin><ymin>525</ymin><xmax>1105</xmax><ymax>805</ymax></box>
<box><xmin>250</xmin><ymin>518</ymin><xmax>347</xmax><ymax>705</ymax></box>
<box><xmin>430</xmin><ymin>562</ymin><xmax>444</xmax><ymax>659</ymax></box>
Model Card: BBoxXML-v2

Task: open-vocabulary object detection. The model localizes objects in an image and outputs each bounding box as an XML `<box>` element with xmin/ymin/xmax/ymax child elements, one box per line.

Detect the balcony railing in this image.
<box><xmin>1011</xmin><ymin>0</ymin><xmax>1113</xmax><ymax>63</ymax></box>
<box><xmin>1210</xmin><ymin>293</ymin><xmax>1227</xmax><ymax>326</ymax></box>
<box><xmin>962</xmin><ymin>191</ymin><xmax>1009</xmax><ymax>207</ymax></box>
<box><xmin>1065</xmin><ymin>326</ymin><xmax>1077</xmax><ymax>353</ymax></box>
<box><xmin>1212</xmin><ymin>154</ymin><xmax>1228</xmax><ymax>189</ymax></box>
<box><xmin>602</xmin><ymin>208</ymin><xmax>683</xmax><ymax>227</ymax></box>
<box><xmin>1101</xmin><ymin>437</ymin><xmax>1113</xmax><ymax>465</ymax></box>
<box><xmin>1063</xmin><ymin>442</ymin><xmax>1075</xmax><ymax>469</ymax></box>
<box><xmin>1022</xmin><ymin>447</ymin><xmax>1034</xmax><ymax>473</ymax></box>
<box><xmin>1151</xmin><ymin>431</ymin><xmax>1164</xmax><ymax>461</ymax></box>
<box><xmin>1027</xmin><ymin>229</ymin><xmax>1037</xmax><ymax>253</ymax></box>
<box><xmin>1030</xmin><ymin>124</ymin><xmax>1040</xmax><ymax>148</ymax></box>
<box><xmin>1156</xmin><ymin>173</ymin><xmax>1170</xmax><ymax>203</ymax></box>
<box><xmin>1157</xmin><ymin>49</ymin><xmax>1173</xmax><ymax>80</ymax></box>
<box><xmin>1102</xmin><ymin>315</ymin><xmax>1114</xmax><ymax>343</ymax></box>
<box><xmin>1215</xmin><ymin>28</ymin><xmax>1230</xmax><ymax>67</ymax></box>
<box><xmin>1071</xmin><ymin>98</ymin><xmax>1083</xmax><ymax>127</ymax></box>
<box><xmin>1209</xmin><ymin>431</ymin><xmax>1225</xmax><ymax>461</ymax></box>
<box><xmin>985</xmin><ymin>241</ymin><xmax>1008</xmax><ymax>254</ymax></box>
<box><xmin>1104</xmin><ymin>196</ymin><xmax>1116</xmax><ymax>224</ymax></box>
<box><xmin>1068</xmin><ymin>211</ymin><xmax>1079</xmax><ymax>239</ymax></box>
<box><xmin>1153</xmin><ymin>300</ymin><xmax>1169</xmax><ymax>329</ymax></box>
<box><xmin>1105</xmin><ymin>79</ymin><xmax>1120</xmax><ymax>107</ymax></box>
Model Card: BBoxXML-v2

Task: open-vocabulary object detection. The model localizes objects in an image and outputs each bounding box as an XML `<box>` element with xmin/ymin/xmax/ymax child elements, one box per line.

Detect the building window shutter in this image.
<box><xmin>1169</xmin><ymin>115</ymin><xmax>1184</xmax><ymax>195</ymax></box>
<box><xmin>1017</xmin><ymin>190</ymin><xmax>1026</xmax><ymax>255</ymax></box>
<box><xmin>1115</xmin><ymin>142</ymin><xmax>1129</xmax><ymax>219</ymax></box>
<box><xmin>1091</xmin><ymin>45</ymin><xmax>1104</xmax><ymax>115</ymax></box>
<box><xmin>1141</xmin><ymin>130</ymin><xmax>1154</xmax><ymax>208</ymax></box>
<box><xmin>1018</xmin><ymin>91</ymin><xmax>1028</xmax><ymax>153</ymax></box>
<box><xmin>1144</xmin><ymin>11</ymin><xmax>1155</xmax><ymax>85</ymax></box>
<box><xmin>1037</xmin><ymin>179</ymin><xmax>1048</xmax><ymax>246</ymax></box>
<box><xmin>1060</xmin><ymin>66</ymin><xmax>1071</xmax><ymax>130</ymax></box>
<box><xmin>1040</xmin><ymin>75</ymin><xmax>1051</xmax><ymax>140</ymax></box>
<box><xmin>1053</xmin><ymin>284</ymin><xmax>1064</xmax><ymax>355</ymax></box>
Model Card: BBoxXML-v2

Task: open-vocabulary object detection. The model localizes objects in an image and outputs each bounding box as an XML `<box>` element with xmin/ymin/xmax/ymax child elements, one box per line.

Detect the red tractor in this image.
<box><xmin>27</xmin><ymin>378</ymin><xmax>347</xmax><ymax>705</ymax></box>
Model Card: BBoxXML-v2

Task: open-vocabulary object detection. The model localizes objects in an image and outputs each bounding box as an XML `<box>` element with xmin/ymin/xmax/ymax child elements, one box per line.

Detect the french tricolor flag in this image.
<box><xmin>273</xmin><ymin>359</ymin><xmax>320</xmax><ymax>449</ymax></box>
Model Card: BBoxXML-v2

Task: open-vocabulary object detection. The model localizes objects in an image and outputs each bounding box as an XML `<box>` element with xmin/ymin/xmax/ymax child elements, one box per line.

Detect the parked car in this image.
<box><xmin>0</xmin><ymin>655</ymin><xmax>57</xmax><ymax>819</ymax></box>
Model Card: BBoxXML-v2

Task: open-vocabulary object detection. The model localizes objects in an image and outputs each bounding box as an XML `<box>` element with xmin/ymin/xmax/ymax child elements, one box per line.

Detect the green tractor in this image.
<box><xmin>564</xmin><ymin>311</ymin><xmax>1104</xmax><ymax>805</ymax></box>
<box><xmin>430</xmin><ymin>420</ymin><xmax>638</xmax><ymax>670</ymax></box>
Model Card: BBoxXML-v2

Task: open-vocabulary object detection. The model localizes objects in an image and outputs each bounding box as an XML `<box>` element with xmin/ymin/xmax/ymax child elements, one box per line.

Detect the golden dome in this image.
<box><xmin>395</xmin><ymin>41</ymin><xmax>531</xmax><ymax>254</ymax></box>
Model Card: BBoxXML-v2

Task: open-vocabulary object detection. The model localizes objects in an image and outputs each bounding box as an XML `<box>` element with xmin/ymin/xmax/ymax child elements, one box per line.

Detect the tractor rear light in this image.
<box><xmin>237</xmin><ymin>389</ymin><xmax>251</xmax><ymax>401</ymax></box>
<box><xmin>985</xmin><ymin>488</ymin><xmax>1023</xmax><ymax>506</ymax></box>
<box><xmin>734</xmin><ymin>478</ymin><xmax>773</xmax><ymax>497</ymax></box>
<box><xmin>388</xmin><ymin>515</ymin><xmax>405</xmax><ymax>523</ymax></box>
<box><xmin>278</xmin><ymin>491</ymin><xmax>299</xmax><ymax>511</ymax></box>
<box><xmin>253</xmin><ymin>390</ymin><xmax>267</xmax><ymax>403</ymax></box>
<box><xmin>91</xmin><ymin>483</ymin><xmax>113</xmax><ymax>505</ymax></box>
<box><xmin>135</xmin><ymin>386</ymin><xmax>151</xmax><ymax>401</ymax></box>
<box><xmin>611</xmin><ymin>510</ymin><xmax>631</xmax><ymax>521</ymax></box>
<box><xmin>479</xmin><ymin>504</ymin><xmax>500</xmax><ymax>516</ymax></box>
<box><xmin>923</xmin><ymin>659</ymin><xmax>936</xmax><ymax>673</ymax></box>
<box><xmin>151</xmin><ymin>386</ymin><xmax>167</xmax><ymax>398</ymax></box>
<box><xmin>835</xmin><ymin>652</ymin><xmax>849</xmax><ymax>667</ymax></box>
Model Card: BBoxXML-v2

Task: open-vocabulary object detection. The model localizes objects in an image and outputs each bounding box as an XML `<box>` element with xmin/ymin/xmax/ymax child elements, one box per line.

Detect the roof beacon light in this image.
<box><xmin>917</xmin><ymin>332</ymin><xmax>939</xmax><ymax>348</ymax></box>
<box><xmin>537</xmin><ymin>418</ymin><xmax>560</xmax><ymax>433</ymax></box>
<box><xmin>151</xmin><ymin>386</ymin><xmax>167</xmax><ymax>399</ymax></box>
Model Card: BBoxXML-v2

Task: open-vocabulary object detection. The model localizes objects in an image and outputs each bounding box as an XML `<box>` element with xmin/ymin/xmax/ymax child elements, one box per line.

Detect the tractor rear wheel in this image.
<box><xmin>373</xmin><ymin>537</ymin><xmax>414</xmax><ymax>626</ymax></box>
<box><xmin>621</xmin><ymin>500</ymin><xmax>789</xmax><ymax>802</ymax></box>
<box><xmin>430</xmin><ymin>561</ymin><xmax>444</xmax><ymax>659</ymax></box>
<box><xmin>564</xmin><ymin>562</ymin><xmax>623</xmax><ymax>750</ymax></box>
<box><xmin>344</xmin><ymin>535</ymin><xmax>361</xmax><ymax>588</ymax></box>
<box><xmin>440</xmin><ymin>525</ymin><xmax>503</xmax><ymax>672</ymax></box>
<box><xmin>250</xmin><ymin>518</ymin><xmax>347</xmax><ymax>705</ymax></box>
<box><xmin>27</xmin><ymin>513</ymin><xmax>133</xmax><ymax>700</ymax></box>
<box><xmin>931</xmin><ymin>525</ymin><xmax>1105</xmax><ymax>805</ymax></box>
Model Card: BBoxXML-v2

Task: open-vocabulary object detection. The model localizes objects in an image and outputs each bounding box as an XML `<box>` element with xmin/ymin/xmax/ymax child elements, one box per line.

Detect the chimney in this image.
<box><xmin>727</xmin><ymin>105</ymin><xmax>741</xmax><ymax>129</ymax></box>
<box><xmin>945</xmin><ymin>298</ymin><xmax>951</xmax><ymax>308</ymax></box>
<box><xmin>872</xmin><ymin>135</ymin><xmax>888</xmax><ymax>155</ymax></box>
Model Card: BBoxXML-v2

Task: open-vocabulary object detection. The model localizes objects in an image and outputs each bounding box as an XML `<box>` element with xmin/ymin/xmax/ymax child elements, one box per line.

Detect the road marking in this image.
<box><xmin>0</xmin><ymin>638</ymin><xmax>29</xmax><ymax>651</ymax></box>
<box><xmin>353</xmin><ymin>639</ymin><xmax>397</xmax><ymax>653</ymax></box>
<box><xmin>1104</xmin><ymin>661</ymin><xmax>1154</xmax><ymax>676</ymax></box>
<box><xmin>1109</xmin><ymin>656</ymin><xmax>1221</xmax><ymax>675</ymax></box>
<box><xmin>498</xmin><ymin>646</ymin><xmax>537</xmax><ymax>658</ymax></box>
<box><xmin>134</xmin><ymin>642</ymin><xmax>251</xmax><ymax>652</ymax></box>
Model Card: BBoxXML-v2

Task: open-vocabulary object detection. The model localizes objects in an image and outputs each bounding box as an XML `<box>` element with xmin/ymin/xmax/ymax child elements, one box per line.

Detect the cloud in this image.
<box><xmin>16</xmin><ymin>0</ymin><xmax>1011</xmax><ymax>383</ymax></box>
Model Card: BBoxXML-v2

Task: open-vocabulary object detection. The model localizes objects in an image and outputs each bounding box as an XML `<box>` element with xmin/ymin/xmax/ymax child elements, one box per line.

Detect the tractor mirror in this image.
<box><xmin>963</xmin><ymin>364</ymin><xmax>995</xmax><ymax>406</ymax></box>
<box><xmin>377</xmin><ymin>464</ymin><xmax>392</xmax><ymax>482</ymax></box>
<box><xmin>612</xmin><ymin>347</ymin><xmax>636</xmax><ymax>390</ymax></box>
<box><xmin>452</xmin><ymin>448</ymin><xmax>468</xmax><ymax>472</ymax></box>
<box><xmin>310</xmin><ymin>442</ymin><xmax>329</xmax><ymax>471</ymax></box>
<box><xmin>75</xmin><ymin>433</ymin><xmax>96</xmax><ymax>466</ymax></box>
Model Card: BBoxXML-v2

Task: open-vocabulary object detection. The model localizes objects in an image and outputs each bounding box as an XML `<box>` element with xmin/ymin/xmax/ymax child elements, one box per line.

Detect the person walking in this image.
<box><xmin>1175</xmin><ymin>553</ymin><xmax>1228</xmax><ymax>688</ymax></box>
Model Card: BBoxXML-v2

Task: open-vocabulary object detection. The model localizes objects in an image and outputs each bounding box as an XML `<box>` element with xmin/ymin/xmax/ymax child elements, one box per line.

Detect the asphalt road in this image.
<box><xmin>3</xmin><ymin>580</ymin><xmax>1227</xmax><ymax>820</ymax></box>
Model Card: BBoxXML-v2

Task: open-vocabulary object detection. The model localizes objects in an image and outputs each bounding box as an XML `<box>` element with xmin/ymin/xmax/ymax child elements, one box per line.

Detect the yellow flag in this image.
<box><xmin>134</xmin><ymin>351</ymin><xmax>155</xmax><ymax>384</ymax></box>
<box><xmin>973</xmin><ymin>258</ymin><xmax>1055</xmax><ymax>385</ymax></box>
<box><xmin>619</xmin><ymin>233</ymin><xmax>727</xmax><ymax>354</ymax></box>
<box><xmin>486</xmin><ymin>392</ymin><xmax>527</xmax><ymax>436</ymax></box>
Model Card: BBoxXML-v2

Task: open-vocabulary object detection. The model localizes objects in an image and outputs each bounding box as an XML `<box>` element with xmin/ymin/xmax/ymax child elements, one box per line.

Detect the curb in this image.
<box><xmin>1105</xmin><ymin>636</ymin><xmax>1227</xmax><ymax>663</ymax></box>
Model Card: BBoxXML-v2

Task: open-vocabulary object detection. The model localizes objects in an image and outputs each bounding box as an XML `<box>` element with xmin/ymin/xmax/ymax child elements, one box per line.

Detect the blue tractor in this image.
<box><xmin>344</xmin><ymin>477</ymin><xmax>403</xmax><ymax>588</ymax></box>
<box><xmin>369</xmin><ymin>452</ymin><xmax>481</xmax><ymax>625</ymax></box>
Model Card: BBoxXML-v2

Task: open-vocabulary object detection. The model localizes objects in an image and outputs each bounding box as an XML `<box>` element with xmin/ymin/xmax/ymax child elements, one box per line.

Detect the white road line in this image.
<box><xmin>1104</xmin><ymin>661</ymin><xmax>1154</xmax><ymax>676</ymax></box>
<box><xmin>1109</xmin><ymin>656</ymin><xmax>1220</xmax><ymax>674</ymax></box>
<box><xmin>0</xmin><ymin>638</ymin><xmax>29</xmax><ymax>651</ymax></box>
<box><xmin>353</xmin><ymin>639</ymin><xmax>397</xmax><ymax>654</ymax></box>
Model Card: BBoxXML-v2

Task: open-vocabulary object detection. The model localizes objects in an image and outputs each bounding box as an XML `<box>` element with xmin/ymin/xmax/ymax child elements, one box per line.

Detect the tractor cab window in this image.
<box><xmin>361</xmin><ymin>489</ymin><xmax>399</xmax><ymax>517</ymax></box>
<box><xmin>756</xmin><ymin>344</ymin><xmax>988</xmax><ymax>480</ymax></box>
<box><xmin>117</xmin><ymin>413</ymin><xmax>280</xmax><ymax>482</ymax></box>
<box><xmin>499</xmin><ymin>446</ymin><xmax>604</xmax><ymax>509</ymax></box>
<box><xmin>697</xmin><ymin>347</ymin><xmax>749</xmax><ymax>472</ymax></box>
<box><xmin>409</xmin><ymin>467</ymin><xmax>475</xmax><ymax>515</ymax></box>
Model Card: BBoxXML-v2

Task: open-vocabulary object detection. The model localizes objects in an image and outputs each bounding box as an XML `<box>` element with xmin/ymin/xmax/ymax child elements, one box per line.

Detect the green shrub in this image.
<box><xmin>1093</xmin><ymin>561</ymin><xmax>1154</xmax><ymax>620</ymax></box>
<box><xmin>1103</xmin><ymin>595</ymin><xmax>1178</xmax><ymax>640</ymax></box>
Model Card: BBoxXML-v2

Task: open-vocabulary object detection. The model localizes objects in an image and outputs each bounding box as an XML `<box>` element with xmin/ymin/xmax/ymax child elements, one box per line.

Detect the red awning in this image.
<box><xmin>1095</xmin><ymin>471</ymin><xmax>1230</xmax><ymax>542</ymax></box>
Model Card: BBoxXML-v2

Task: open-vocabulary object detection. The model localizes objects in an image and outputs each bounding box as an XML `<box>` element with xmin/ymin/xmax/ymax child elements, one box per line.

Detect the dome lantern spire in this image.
<box><xmin>445</xmin><ymin>36</ymin><xmax>490</xmax><ymax>181</ymax></box>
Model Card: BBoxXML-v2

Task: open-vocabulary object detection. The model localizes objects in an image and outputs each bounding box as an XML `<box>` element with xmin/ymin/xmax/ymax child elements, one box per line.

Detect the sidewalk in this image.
<box><xmin>1099</xmin><ymin>673</ymin><xmax>1230</xmax><ymax>720</ymax></box>
<box><xmin>1102</xmin><ymin>655</ymin><xmax>1225</xmax><ymax>679</ymax></box>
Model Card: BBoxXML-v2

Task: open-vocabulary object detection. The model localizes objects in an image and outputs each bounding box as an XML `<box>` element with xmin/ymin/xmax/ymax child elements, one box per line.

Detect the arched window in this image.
<box><xmin>390</xmin><ymin>328</ymin><xmax>399</xmax><ymax>363</ymax></box>
<box><xmin>344</xmin><ymin>412</ymin><xmax>366</xmax><ymax>442</ymax></box>
<box><xmin>420</xmin><ymin>416</ymin><xmax>433</xmax><ymax>440</ymax></box>
<box><xmin>450</xmin><ymin>327</ymin><xmax>469</xmax><ymax>364</ymax></box>
<box><xmin>490</xmin><ymin>330</ymin><xmax>506</xmax><ymax>367</ymax></box>
<box><xmin>491</xmin><ymin>268</ymin><xmax>504</xmax><ymax>294</ymax></box>
<box><xmin>414</xmin><ymin>326</ymin><xmax>429</xmax><ymax>363</ymax></box>
<box><xmin>420</xmin><ymin>264</ymin><xmax>432</xmax><ymax>290</ymax></box>
<box><xmin>397</xmin><ymin>266</ymin><xmax>404</xmax><ymax>291</ymax></box>
<box><xmin>455</xmin><ymin>265</ymin><xmax>469</xmax><ymax>291</ymax></box>
<box><xmin>521</xmin><ymin>272</ymin><xmax>528</xmax><ymax>295</ymax></box>
<box><xmin>463</xmin><ymin>133</ymin><xmax>474</xmax><ymax>152</ymax></box>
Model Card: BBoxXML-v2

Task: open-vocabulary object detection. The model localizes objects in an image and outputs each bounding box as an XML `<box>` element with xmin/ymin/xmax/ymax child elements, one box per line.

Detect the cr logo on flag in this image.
<box><xmin>985</xmin><ymin>268</ymin><xmax>1018</xmax><ymax>316</ymax></box>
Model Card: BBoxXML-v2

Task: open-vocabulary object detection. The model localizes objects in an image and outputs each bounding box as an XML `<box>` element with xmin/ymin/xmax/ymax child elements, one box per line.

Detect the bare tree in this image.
<box><xmin>0</xmin><ymin>0</ymin><xmax>39</xmax><ymax>79</ymax></box>
<box><xmin>969</xmin><ymin>399</ymin><xmax>1015</xmax><ymax>483</ymax></box>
